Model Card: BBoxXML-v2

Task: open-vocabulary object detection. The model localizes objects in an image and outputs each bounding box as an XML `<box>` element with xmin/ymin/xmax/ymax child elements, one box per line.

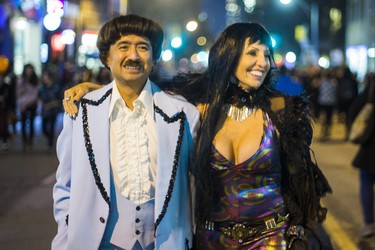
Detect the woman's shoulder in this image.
<box><xmin>268</xmin><ymin>93</ymin><xmax>313</xmax><ymax>141</ymax></box>
<box><xmin>269</xmin><ymin>92</ymin><xmax>311</xmax><ymax>114</ymax></box>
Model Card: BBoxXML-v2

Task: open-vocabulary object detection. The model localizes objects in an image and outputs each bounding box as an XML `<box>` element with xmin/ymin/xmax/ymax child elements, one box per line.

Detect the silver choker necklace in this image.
<box><xmin>224</xmin><ymin>104</ymin><xmax>255</xmax><ymax>122</ymax></box>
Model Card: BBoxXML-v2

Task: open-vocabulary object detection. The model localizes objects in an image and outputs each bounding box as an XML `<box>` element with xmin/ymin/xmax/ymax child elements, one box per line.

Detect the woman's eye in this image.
<box><xmin>247</xmin><ymin>50</ymin><xmax>257</xmax><ymax>56</ymax></box>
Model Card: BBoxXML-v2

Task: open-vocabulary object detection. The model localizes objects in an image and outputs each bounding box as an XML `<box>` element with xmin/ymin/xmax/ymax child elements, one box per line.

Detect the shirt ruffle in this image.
<box><xmin>115</xmin><ymin>101</ymin><xmax>152</xmax><ymax>204</ymax></box>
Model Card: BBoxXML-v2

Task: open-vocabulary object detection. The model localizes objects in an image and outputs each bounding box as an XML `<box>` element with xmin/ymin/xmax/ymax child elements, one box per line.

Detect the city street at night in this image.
<box><xmin>0</xmin><ymin>117</ymin><xmax>374</xmax><ymax>249</ymax></box>
<box><xmin>0</xmin><ymin>0</ymin><xmax>374</xmax><ymax>249</ymax></box>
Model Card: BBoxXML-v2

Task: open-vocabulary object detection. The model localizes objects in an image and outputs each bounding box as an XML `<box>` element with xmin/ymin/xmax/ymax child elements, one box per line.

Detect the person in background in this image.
<box><xmin>316</xmin><ymin>68</ymin><xmax>337</xmax><ymax>141</ymax></box>
<box><xmin>0</xmin><ymin>71</ymin><xmax>10</xmax><ymax>150</ymax></box>
<box><xmin>64</xmin><ymin>22</ymin><xmax>332</xmax><ymax>249</ymax></box>
<box><xmin>4</xmin><ymin>62</ymin><xmax>18</xmax><ymax>136</ymax></box>
<box><xmin>16</xmin><ymin>63</ymin><xmax>39</xmax><ymax>151</ymax></box>
<box><xmin>275</xmin><ymin>64</ymin><xmax>304</xmax><ymax>96</ymax></box>
<box><xmin>348</xmin><ymin>72</ymin><xmax>375</xmax><ymax>238</ymax></box>
<box><xmin>38</xmin><ymin>69</ymin><xmax>62</xmax><ymax>151</ymax></box>
<box><xmin>337</xmin><ymin>66</ymin><xmax>358</xmax><ymax>140</ymax></box>
<box><xmin>95</xmin><ymin>67</ymin><xmax>113</xmax><ymax>85</ymax></box>
<box><xmin>52</xmin><ymin>15</ymin><xmax>199</xmax><ymax>250</ymax></box>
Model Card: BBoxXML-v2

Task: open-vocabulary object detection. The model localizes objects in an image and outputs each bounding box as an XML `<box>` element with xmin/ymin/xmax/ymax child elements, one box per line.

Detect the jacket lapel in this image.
<box><xmin>82</xmin><ymin>83</ymin><xmax>113</xmax><ymax>206</ymax></box>
<box><xmin>151</xmin><ymin>83</ymin><xmax>184</xmax><ymax>221</ymax></box>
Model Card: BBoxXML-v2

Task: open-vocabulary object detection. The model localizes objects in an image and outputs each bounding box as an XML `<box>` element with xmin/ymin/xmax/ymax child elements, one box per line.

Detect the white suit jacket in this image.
<box><xmin>52</xmin><ymin>81</ymin><xmax>200</xmax><ymax>250</ymax></box>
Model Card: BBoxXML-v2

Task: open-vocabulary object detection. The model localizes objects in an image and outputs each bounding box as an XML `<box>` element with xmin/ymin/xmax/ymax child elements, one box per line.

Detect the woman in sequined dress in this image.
<box><xmin>63</xmin><ymin>22</ymin><xmax>332</xmax><ymax>249</ymax></box>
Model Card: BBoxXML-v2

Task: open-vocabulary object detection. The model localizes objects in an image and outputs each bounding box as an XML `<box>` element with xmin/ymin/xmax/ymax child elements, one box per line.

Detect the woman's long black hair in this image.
<box><xmin>161</xmin><ymin>24</ymin><xmax>332</xmax><ymax>246</ymax></box>
<box><xmin>195</xmin><ymin>22</ymin><xmax>278</xmax><ymax>220</ymax></box>
<box><xmin>161</xmin><ymin>22</ymin><xmax>278</xmax><ymax>220</ymax></box>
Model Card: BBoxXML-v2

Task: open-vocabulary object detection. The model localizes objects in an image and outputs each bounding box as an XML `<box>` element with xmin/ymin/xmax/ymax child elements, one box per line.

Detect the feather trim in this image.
<box><xmin>268</xmin><ymin>94</ymin><xmax>332</xmax><ymax>225</ymax></box>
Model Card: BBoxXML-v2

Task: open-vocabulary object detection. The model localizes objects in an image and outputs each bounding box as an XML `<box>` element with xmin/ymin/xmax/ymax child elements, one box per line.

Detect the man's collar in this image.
<box><xmin>137</xmin><ymin>79</ymin><xmax>154</xmax><ymax>116</ymax></box>
<box><xmin>109</xmin><ymin>79</ymin><xmax>154</xmax><ymax>118</ymax></box>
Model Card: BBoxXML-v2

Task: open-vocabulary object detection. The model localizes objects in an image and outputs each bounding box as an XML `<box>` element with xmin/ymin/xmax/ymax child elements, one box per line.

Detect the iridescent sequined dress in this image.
<box><xmin>196</xmin><ymin>112</ymin><xmax>288</xmax><ymax>249</ymax></box>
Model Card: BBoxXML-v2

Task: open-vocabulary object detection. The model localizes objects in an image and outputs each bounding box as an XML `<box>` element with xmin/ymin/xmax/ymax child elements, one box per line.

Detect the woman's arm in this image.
<box><xmin>63</xmin><ymin>82</ymin><xmax>102</xmax><ymax>117</ymax></box>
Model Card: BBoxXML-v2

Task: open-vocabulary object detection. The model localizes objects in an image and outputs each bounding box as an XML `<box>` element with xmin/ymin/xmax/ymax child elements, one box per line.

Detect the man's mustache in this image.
<box><xmin>123</xmin><ymin>59</ymin><xmax>143</xmax><ymax>67</ymax></box>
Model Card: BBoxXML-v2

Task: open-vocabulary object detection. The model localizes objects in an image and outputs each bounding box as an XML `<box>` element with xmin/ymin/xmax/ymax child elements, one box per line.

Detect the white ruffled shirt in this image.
<box><xmin>109</xmin><ymin>80</ymin><xmax>157</xmax><ymax>204</ymax></box>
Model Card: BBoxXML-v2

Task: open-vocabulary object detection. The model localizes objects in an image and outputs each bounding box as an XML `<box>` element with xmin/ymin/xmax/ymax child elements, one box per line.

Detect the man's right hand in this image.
<box><xmin>63</xmin><ymin>82</ymin><xmax>102</xmax><ymax>118</ymax></box>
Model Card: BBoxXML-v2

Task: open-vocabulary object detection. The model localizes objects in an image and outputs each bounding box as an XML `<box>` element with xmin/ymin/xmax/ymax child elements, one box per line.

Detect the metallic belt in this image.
<box><xmin>203</xmin><ymin>213</ymin><xmax>289</xmax><ymax>243</ymax></box>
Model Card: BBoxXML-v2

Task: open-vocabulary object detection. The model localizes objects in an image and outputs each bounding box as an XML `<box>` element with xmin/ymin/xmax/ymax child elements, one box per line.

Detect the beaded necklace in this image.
<box><xmin>224</xmin><ymin>84</ymin><xmax>257</xmax><ymax>122</ymax></box>
<box><xmin>81</xmin><ymin>88</ymin><xmax>186</xmax><ymax>234</ymax></box>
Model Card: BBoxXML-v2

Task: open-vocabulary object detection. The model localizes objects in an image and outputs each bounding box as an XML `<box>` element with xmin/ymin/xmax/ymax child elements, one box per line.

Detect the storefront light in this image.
<box><xmin>40</xmin><ymin>43</ymin><xmax>49</xmax><ymax>63</ymax></box>
<box><xmin>47</xmin><ymin>0</ymin><xmax>64</xmax><ymax>17</ymax></box>
<box><xmin>43</xmin><ymin>13</ymin><xmax>61</xmax><ymax>31</ymax></box>
<box><xmin>82</xmin><ymin>31</ymin><xmax>98</xmax><ymax>47</ymax></box>
<box><xmin>162</xmin><ymin>50</ymin><xmax>173</xmax><ymax>62</ymax></box>
<box><xmin>61</xmin><ymin>29</ymin><xmax>76</xmax><ymax>45</ymax></box>
<box><xmin>51</xmin><ymin>33</ymin><xmax>65</xmax><ymax>52</ymax></box>
<box><xmin>368</xmin><ymin>47</ymin><xmax>375</xmax><ymax>58</ymax></box>
<box><xmin>14</xmin><ymin>17</ymin><xmax>28</xmax><ymax>30</ymax></box>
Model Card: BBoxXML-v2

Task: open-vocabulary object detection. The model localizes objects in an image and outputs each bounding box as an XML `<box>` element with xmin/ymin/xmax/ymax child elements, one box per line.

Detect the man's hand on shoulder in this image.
<box><xmin>63</xmin><ymin>82</ymin><xmax>103</xmax><ymax>118</ymax></box>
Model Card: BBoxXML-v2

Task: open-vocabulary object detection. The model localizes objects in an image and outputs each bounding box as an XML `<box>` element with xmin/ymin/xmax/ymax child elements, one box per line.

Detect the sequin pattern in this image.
<box><xmin>81</xmin><ymin>90</ymin><xmax>186</xmax><ymax>235</ymax></box>
<box><xmin>197</xmin><ymin>112</ymin><xmax>287</xmax><ymax>249</ymax></box>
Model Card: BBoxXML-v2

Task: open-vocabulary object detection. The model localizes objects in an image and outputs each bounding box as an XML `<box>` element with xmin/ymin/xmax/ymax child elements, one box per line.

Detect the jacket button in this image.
<box><xmin>99</xmin><ymin>217</ymin><xmax>105</xmax><ymax>223</ymax></box>
<box><xmin>135</xmin><ymin>230</ymin><xmax>141</xmax><ymax>235</ymax></box>
<box><xmin>135</xmin><ymin>218</ymin><xmax>140</xmax><ymax>223</ymax></box>
<box><xmin>136</xmin><ymin>206</ymin><xmax>141</xmax><ymax>211</ymax></box>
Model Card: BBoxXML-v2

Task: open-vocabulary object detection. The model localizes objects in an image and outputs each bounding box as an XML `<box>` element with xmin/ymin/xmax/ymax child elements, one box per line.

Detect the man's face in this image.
<box><xmin>106</xmin><ymin>34</ymin><xmax>154</xmax><ymax>87</ymax></box>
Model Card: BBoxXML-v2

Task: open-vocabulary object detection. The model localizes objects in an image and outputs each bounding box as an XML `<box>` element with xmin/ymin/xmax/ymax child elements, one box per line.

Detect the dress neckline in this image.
<box><xmin>211</xmin><ymin>112</ymin><xmax>268</xmax><ymax>167</ymax></box>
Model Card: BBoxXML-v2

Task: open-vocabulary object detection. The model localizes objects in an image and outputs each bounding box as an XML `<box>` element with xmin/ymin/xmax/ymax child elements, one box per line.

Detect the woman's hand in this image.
<box><xmin>63</xmin><ymin>82</ymin><xmax>102</xmax><ymax>118</ymax></box>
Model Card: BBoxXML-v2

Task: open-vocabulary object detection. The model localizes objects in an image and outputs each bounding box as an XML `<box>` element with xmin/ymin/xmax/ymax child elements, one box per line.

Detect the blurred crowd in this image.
<box><xmin>0</xmin><ymin>61</ymin><xmax>113</xmax><ymax>152</ymax></box>
<box><xmin>276</xmin><ymin>64</ymin><xmax>374</xmax><ymax>142</ymax></box>
<box><xmin>0</xmin><ymin>60</ymin><xmax>374</xmax><ymax>151</ymax></box>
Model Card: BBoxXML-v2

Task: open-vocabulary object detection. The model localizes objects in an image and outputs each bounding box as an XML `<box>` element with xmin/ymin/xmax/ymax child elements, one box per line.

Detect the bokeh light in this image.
<box><xmin>318</xmin><ymin>56</ymin><xmax>330</xmax><ymax>68</ymax></box>
<box><xmin>197</xmin><ymin>36</ymin><xmax>207</xmax><ymax>46</ymax></box>
<box><xmin>280</xmin><ymin>0</ymin><xmax>292</xmax><ymax>5</ymax></box>
<box><xmin>186</xmin><ymin>21</ymin><xmax>198</xmax><ymax>32</ymax></box>
<box><xmin>171</xmin><ymin>37</ymin><xmax>182</xmax><ymax>48</ymax></box>
<box><xmin>43</xmin><ymin>13</ymin><xmax>61</xmax><ymax>31</ymax></box>
<box><xmin>274</xmin><ymin>53</ymin><xmax>283</xmax><ymax>67</ymax></box>
<box><xmin>162</xmin><ymin>50</ymin><xmax>173</xmax><ymax>62</ymax></box>
<box><xmin>285</xmin><ymin>52</ymin><xmax>296</xmax><ymax>63</ymax></box>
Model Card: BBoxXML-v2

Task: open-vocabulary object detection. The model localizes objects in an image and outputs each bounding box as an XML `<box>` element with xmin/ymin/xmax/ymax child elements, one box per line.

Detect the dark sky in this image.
<box><xmin>126</xmin><ymin>0</ymin><xmax>345</xmax><ymax>58</ymax></box>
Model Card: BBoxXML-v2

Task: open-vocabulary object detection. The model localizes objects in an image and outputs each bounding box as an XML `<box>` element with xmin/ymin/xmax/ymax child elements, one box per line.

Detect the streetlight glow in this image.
<box><xmin>197</xmin><ymin>36</ymin><xmax>207</xmax><ymax>46</ymax></box>
<box><xmin>280</xmin><ymin>0</ymin><xmax>292</xmax><ymax>5</ymax></box>
<box><xmin>61</xmin><ymin>29</ymin><xmax>76</xmax><ymax>45</ymax></box>
<box><xmin>274</xmin><ymin>53</ymin><xmax>283</xmax><ymax>66</ymax></box>
<box><xmin>43</xmin><ymin>13</ymin><xmax>61</xmax><ymax>31</ymax></box>
<box><xmin>368</xmin><ymin>48</ymin><xmax>375</xmax><ymax>58</ymax></box>
<box><xmin>162</xmin><ymin>50</ymin><xmax>173</xmax><ymax>62</ymax></box>
<box><xmin>285</xmin><ymin>52</ymin><xmax>297</xmax><ymax>63</ymax></box>
<box><xmin>318</xmin><ymin>56</ymin><xmax>330</xmax><ymax>69</ymax></box>
<box><xmin>186</xmin><ymin>21</ymin><xmax>198</xmax><ymax>32</ymax></box>
<box><xmin>191</xmin><ymin>53</ymin><xmax>198</xmax><ymax>64</ymax></box>
<box><xmin>171</xmin><ymin>37</ymin><xmax>182</xmax><ymax>48</ymax></box>
<box><xmin>279</xmin><ymin>0</ymin><xmax>320</xmax><ymax>65</ymax></box>
<box><xmin>271</xmin><ymin>37</ymin><xmax>276</xmax><ymax>48</ymax></box>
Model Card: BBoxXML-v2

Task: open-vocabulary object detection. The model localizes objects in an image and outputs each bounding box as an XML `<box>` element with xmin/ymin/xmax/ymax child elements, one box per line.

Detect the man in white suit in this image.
<box><xmin>52</xmin><ymin>15</ymin><xmax>200</xmax><ymax>250</ymax></box>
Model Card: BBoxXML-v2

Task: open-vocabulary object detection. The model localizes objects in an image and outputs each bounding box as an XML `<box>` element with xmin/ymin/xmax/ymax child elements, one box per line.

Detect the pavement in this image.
<box><xmin>0</xmin><ymin>114</ymin><xmax>374</xmax><ymax>249</ymax></box>
<box><xmin>311</xmin><ymin>119</ymin><xmax>375</xmax><ymax>250</ymax></box>
<box><xmin>0</xmin><ymin>115</ymin><xmax>61</xmax><ymax>249</ymax></box>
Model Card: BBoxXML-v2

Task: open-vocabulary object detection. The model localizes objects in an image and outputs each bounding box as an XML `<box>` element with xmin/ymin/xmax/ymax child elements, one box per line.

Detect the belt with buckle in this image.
<box><xmin>203</xmin><ymin>213</ymin><xmax>289</xmax><ymax>243</ymax></box>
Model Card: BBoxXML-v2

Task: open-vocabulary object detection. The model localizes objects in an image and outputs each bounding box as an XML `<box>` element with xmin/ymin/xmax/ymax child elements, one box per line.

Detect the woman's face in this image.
<box><xmin>234</xmin><ymin>39</ymin><xmax>271</xmax><ymax>91</ymax></box>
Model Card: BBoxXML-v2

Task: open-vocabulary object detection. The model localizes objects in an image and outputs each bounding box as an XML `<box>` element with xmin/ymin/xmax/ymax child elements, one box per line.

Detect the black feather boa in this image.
<box><xmin>267</xmin><ymin>94</ymin><xmax>333</xmax><ymax>249</ymax></box>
